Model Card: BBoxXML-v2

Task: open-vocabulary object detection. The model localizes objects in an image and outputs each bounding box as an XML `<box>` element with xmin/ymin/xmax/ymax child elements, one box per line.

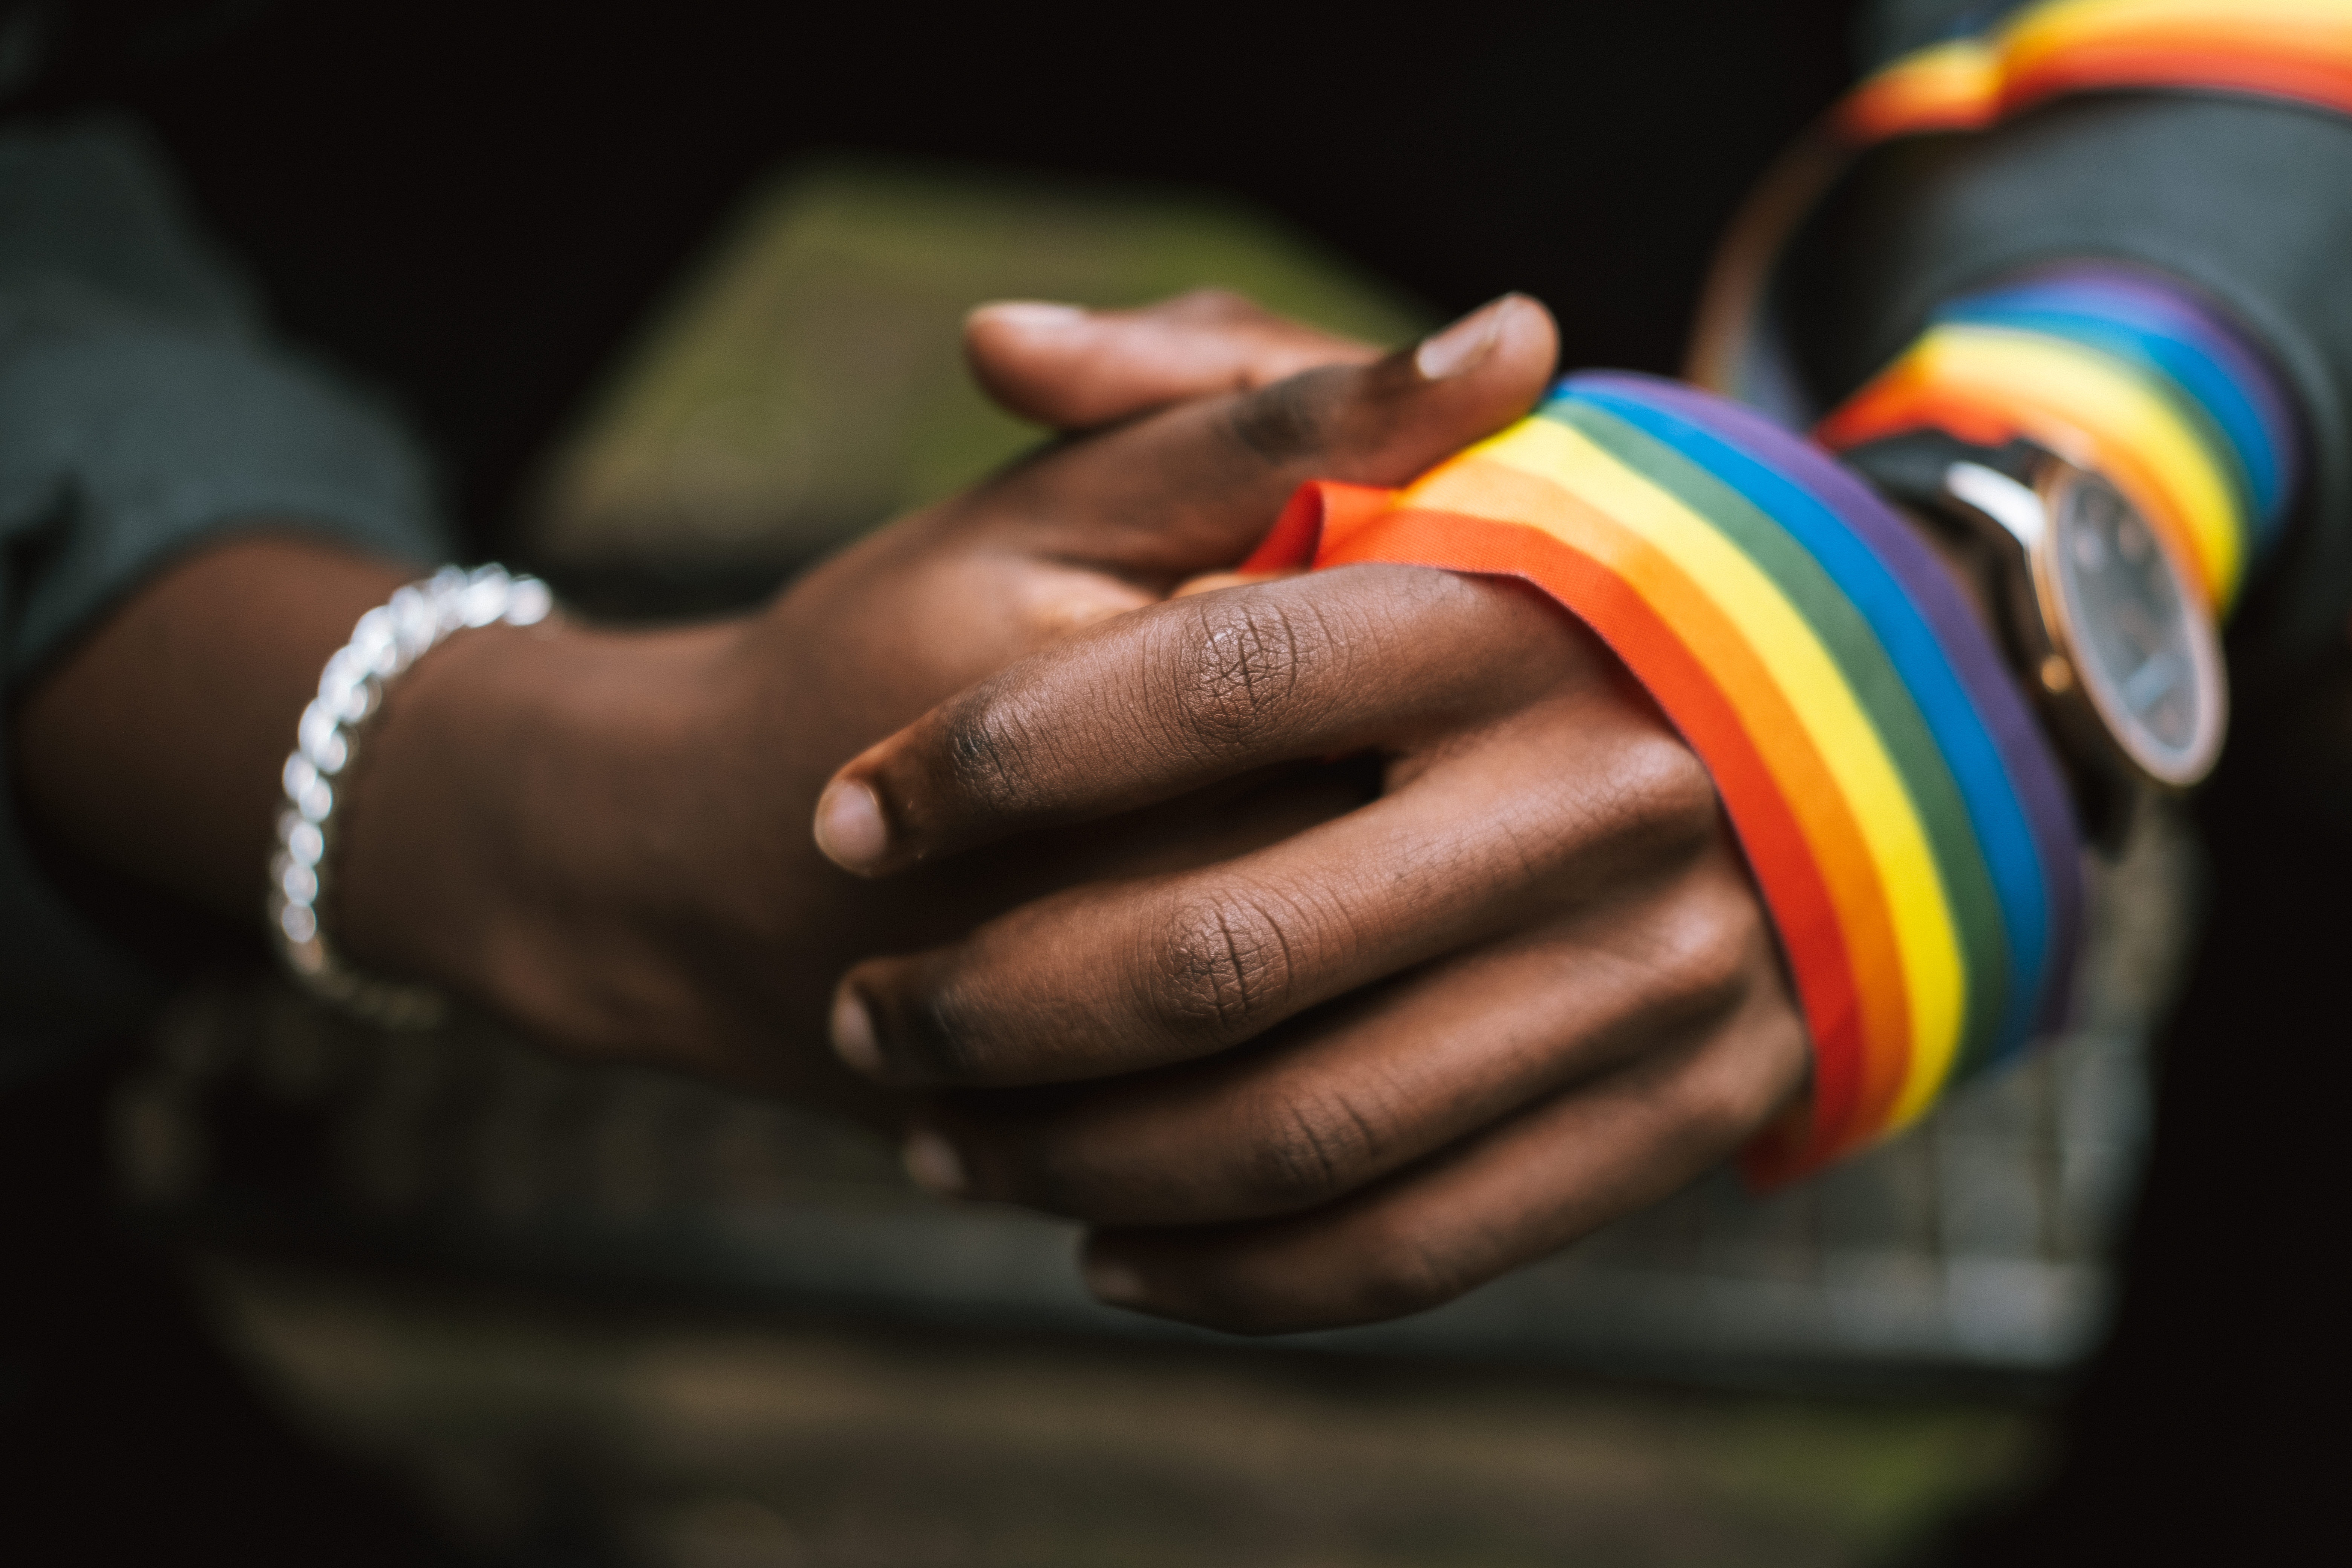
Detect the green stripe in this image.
<box><xmin>1554</xmin><ymin>400</ymin><xmax>2013</xmax><ymax>1079</ymax></box>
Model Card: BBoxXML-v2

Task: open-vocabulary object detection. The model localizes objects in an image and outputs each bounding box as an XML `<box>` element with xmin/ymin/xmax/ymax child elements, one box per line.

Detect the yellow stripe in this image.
<box><xmin>1856</xmin><ymin>38</ymin><xmax>2001</xmax><ymax>125</ymax></box>
<box><xmin>1862</xmin><ymin>0</ymin><xmax>2352</xmax><ymax>135</ymax></box>
<box><xmin>1420</xmin><ymin>418</ymin><xmax>1969</xmax><ymax>1122</ymax></box>
<box><xmin>2008</xmin><ymin>0</ymin><xmax>2352</xmax><ymax>55</ymax></box>
<box><xmin>1908</xmin><ymin>326</ymin><xmax>2244</xmax><ymax>605</ymax></box>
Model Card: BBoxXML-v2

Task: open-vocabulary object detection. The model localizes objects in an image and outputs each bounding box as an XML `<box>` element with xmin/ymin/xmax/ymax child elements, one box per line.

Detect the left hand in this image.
<box><xmin>323</xmin><ymin>291</ymin><xmax>1556</xmax><ymax>1118</ymax></box>
<box><xmin>814</xmin><ymin>551</ymin><xmax>1813</xmax><ymax>1334</ymax></box>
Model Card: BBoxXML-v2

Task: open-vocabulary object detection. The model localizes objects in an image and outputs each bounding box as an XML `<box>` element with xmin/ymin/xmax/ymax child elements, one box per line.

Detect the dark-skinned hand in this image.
<box><xmin>811</xmin><ymin>329</ymin><xmax>1814</xmax><ymax>1337</ymax></box>
<box><xmin>320</xmin><ymin>290</ymin><xmax>1584</xmax><ymax>1127</ymax></box>
<box><xmin>21</xmin><ymin>287</ymin><xmax>1810</xmax><ymax>1335</ymax></box>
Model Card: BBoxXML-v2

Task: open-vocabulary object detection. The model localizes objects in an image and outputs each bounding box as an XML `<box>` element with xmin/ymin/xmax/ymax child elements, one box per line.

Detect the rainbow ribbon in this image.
<box><xmin>1842</xmin><ymin>0</ymin><xmax>2352</xmax><ymax>144</ymax></box>
<box><xmin>1282</xmin><ymin>3</ymin><xmax>2328</xmax><ymax>1178</ymax></box>
<box><xmin>1818</xmin><ymin>266</ymin><xmax>2299</xmax><ymax>616</ymax></box>
<box><xmin>1247</xmin><ymin>376</ymin><xmax>2083</xmax><ymax>1179</ymax></box>
<box><xmin>1690</xmin><ymin>0</ymin><xmax>2352</xmax><ymax>404</ymax></box>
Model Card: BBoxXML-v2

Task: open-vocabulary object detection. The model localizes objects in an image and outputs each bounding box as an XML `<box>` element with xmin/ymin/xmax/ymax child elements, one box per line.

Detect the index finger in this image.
<box><xmin>965</xmin><ymin>289</ymin><xmax>1383</xmax><ymax>431</ymax></box>
<box><xmin>812</xmin><ymin>566</ymin><xmax>1584</xmax><ymax>877</ymax></box>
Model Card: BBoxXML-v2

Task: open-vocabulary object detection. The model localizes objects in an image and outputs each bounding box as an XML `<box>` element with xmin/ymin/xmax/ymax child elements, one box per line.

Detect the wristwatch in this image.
<box><xmin>1842</xmin><ymin>430</ymin><xmax>2226</xmax><ymax>842</ymax></box>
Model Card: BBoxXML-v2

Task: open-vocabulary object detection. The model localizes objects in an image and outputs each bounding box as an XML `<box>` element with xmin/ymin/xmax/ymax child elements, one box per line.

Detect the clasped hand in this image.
<box><xmin>347</xmin><ymin>291</ymin><xmax>1808</xmax><ymax>1334</ymax></box>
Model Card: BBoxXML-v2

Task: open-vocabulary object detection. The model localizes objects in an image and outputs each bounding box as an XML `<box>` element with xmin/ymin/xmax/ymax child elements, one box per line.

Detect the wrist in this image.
<box><xmin>331</xmin><ymin>610</ymin><xmax>746</xmax><ymax>1050</ymax></box>
<box><xmin>1254</xmin><ymin>373</ymin><xmax>2088</xmax><ymax>1177</ymax></box>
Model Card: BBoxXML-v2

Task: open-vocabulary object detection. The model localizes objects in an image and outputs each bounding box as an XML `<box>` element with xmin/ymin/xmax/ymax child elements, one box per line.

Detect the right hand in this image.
<box><xmin>802</xmin><ymin>554</ymin><xmax>1809</xmax><ymax>1333</ymax></box>
<box><xmin>331</xmin><ymin>292</ymin><xmax>1561</xmax><ymax>1117</ymax></box>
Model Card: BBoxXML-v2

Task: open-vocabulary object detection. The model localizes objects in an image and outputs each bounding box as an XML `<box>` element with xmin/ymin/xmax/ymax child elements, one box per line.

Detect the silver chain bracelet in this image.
<box><xmin>268</xmin><ymin>564</ymin><xmax>554</xmax><ymax>1028</ymax></box>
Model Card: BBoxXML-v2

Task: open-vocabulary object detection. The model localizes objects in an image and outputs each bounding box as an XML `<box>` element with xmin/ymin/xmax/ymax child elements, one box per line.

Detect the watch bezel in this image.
<box><xmin>2016</xmin><ymin>459</ymin><xmax>2226</xmax><ymax>790</ymax></box>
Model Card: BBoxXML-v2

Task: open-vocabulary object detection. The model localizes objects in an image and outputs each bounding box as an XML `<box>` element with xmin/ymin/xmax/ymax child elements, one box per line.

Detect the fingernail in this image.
<box><xmin>1083</xmin><ymin>1255</ymin><xmax>1148</xmax><ymax>1306</ymax></box>
<box><xmin>902</xmin><ymin>1128</ymin><xmax>968</xmax><ymax>1197</ymax></box>
<box><xmin>976</xmin><ymin>300</ymin><xmax>1087</xmax><ymax>332</ymax></box>
<box><xmin>1414</xmin><ymin>296</ymin><xmax>1513</xmax><ymax>380</ymax></box>
<box><xmin>812</xmin><ymin>779</ymin><xmax>888</xmax><ymax>871</ymax></box>
<box><xmin>830</xmin><ymin>987</ymin><xmax>884</xmax><ymax>1076</ymax></box>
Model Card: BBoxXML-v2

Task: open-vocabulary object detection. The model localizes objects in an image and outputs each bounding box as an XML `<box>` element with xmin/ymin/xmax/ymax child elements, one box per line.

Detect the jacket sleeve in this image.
<box><xmin>1774</xmin><ymin>89</ymin><xmax>2352</xmax><ymax>671</ymax></box>
<box><xmin>0</xmin><ymin>115</ymin><xmax>450</xmax><ymax>1084</ymax></box>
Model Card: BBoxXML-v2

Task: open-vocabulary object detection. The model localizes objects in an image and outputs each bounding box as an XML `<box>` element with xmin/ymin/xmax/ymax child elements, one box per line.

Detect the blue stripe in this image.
<box><xmin>1601</xmin><ymin>369</ymin><xmax>2085</xmax><ymax>1054</ymax></box>
<box><xmin>1947</xmin><ymin>274</ymin><xmax>2294</xmax><ymax>500</ymax></box>
<box><xmin>1572</xmin><ymin>383</ymin><xmax>2052</xmax><ymax>1068</ymax></box>
<box><xmin>1939</xmin><ymin>285</ymin><xmax>2286</xmax><ymax>543</ymax></box>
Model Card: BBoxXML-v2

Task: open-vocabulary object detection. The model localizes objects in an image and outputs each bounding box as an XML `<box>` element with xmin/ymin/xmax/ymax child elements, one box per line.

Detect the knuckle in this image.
<box><xmin>1626</xmin><ymin>729</ymin><xmax>1722</xmax><ymax>844</ymax></box>
<box><xmin>1163</xmin><ymin>286</ymin><xmax>1262</xmax><ymax>325</ymax></box>
<box><xmin>1591</xmin><ymin>725</ymin><xmax>1721</xmax><ymax>867</ymax></box>
<box><xmin>1340</xmin><ymin>1215</ymin><xmax>1473</xmax><ymax>1321</ymax></box>
<box><xmin>1234</xmin><ymin>1085</ymin><xmax>1382</xmax><ymax>1211</ymax></box>
<box><xmin>1143</xmin><ymin>891</ymin><xmax>1297</xmax><ymax>1046</ymax></box>
<box><xmin>1669</xmin><ymin>1026</ymin><xmax>1796</xmax><ymax>1150</ymax></box>
<box><xmin>933</xmin><ymin>680</ymin><xmax>1061</xmax><ymax>818</ymax></box>
<box><xmin>1218</xmin><ymin>365</ymin><xmax>1348</xmax><ymax>466</ymax></box>
<box><xmin>1659</xmin><ymin>867</ymin><xmax>1772</xmax><ymax>1018</ymax></box>
<box><xmin>1159</xmin><ymin>594</ymin><xmax>1321</xmax><ymax>752</ymax></box>
<box><xmin>893</xmin><ymin>981</ymin><xmax>999</xmax><ymax>1083</ymax></box>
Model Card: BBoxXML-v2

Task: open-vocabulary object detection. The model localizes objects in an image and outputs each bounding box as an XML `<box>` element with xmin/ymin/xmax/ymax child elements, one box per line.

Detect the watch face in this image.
<box><xmin>2043</xmin><ymin>470</ymin><xmax>2225</xmax><ymax>786</ymax></box>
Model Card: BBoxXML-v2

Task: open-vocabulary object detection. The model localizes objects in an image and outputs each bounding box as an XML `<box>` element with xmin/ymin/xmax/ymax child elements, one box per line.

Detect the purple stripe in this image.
<box><xmin>1578</xmin><ymin>371</ymin><xmax>2087</xmax><ymax>1036</ymax></box>
<box><xmin>1995</xmin><ymin>263</ymin><xmax>2303</xmax><ymax>490</ymax></box>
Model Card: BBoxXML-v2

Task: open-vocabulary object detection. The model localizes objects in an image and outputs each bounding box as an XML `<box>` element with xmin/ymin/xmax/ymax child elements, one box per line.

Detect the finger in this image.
<box><xmin>814</xmin><ymin>565</ymin><xmax>1577</xmax><ymax>877</ymax></box>
<box><xmin>828</xmin><ymin>673</ymin><xmax>1717</xmax><ymax>1088</ymax></box>
<box><xmin>965</xmin><ymin>289</ymin><xmax>1381</xmax><ymax>431</ymax></box>
<box><xmin>1077</xmin><ymin>985</ymin><xmax>1811</xmax><ymax>1335</ymax></box>
<box><xmin>957</xmin><ymin>290</ymin><xmax>1556</xmax><ymax>584</ymax></box>
<box><xmin>912</xmin><ymin>844</ymin><xmax>1775</xmax><ymax>1227</ymax></box>
<box><xmin>1171</xmin><ymin>568</ymin><xmax>1301</xmax><ymax>599</ymax></box>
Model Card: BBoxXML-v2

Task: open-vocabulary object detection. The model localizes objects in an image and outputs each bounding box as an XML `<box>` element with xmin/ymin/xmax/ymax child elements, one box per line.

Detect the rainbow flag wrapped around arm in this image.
<box><xmin>1248</xmin><ymin>377</ymin><xmax>2084</xmax><ymax>1178</ymax></box>
<box><xmin>1268</xmin><ymin>0</ymin><xmax>2344</xmax><ymax>1177</ymax></box>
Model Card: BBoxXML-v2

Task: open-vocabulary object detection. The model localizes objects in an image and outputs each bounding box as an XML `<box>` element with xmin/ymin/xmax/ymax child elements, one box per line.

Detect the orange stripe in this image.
<box><xmin>2005</xmin><ymin>38</ymin><xmax>2352</xmax><ymax>115</ymax></box>
<box><xmin>1836</xmin><ymin>11</ymin><xmax>2352</xmax><ymax>145</ymax></box>
<box><xmin>1838</xmin><ymin>44</ymin><xmax>2001</xmax><ymax>139</ymax></box>
<box><xmin>1400</xmin><ymin>455</ymin><xmax>1924</xmax><ymax>1148</ymax></box>
<box><xmin>1303</xmin><ymin>465</ymin><xmax>1919</xmax><ymax>1155</ymax></box>
<box><xmin>1316</xmin><ymin>506</ymin><xmax>1868</xmax><ymax>1156</ymax></box>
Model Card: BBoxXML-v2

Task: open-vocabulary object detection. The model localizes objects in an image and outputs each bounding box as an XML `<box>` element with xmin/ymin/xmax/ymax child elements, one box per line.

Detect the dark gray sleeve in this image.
<box><xmin>1851</xmin><ymin>2</ymin><xmax>2032</xmax><ymax>70</ymax></box>
<box><xmin>1774</xmin><ymin>93</ymin><xmax>2352</xmax><ymax>672</ymax></box>
<box><xmin>0</xmin><ymin>115</ymin><xmax>451</xmax><ymax>1084</ymax></box>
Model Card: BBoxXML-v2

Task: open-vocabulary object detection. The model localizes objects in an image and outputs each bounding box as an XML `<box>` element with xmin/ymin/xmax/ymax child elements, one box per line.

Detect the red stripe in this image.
<box><xmin>2007</xmin><ymin>40</ymin><xmax>2352</xmax><ymax>117</ymax></box>
<box><xmin>1261</xmin><ymin>484</ymin><xmax>1876</xmax><ymax>1165</ymax></box>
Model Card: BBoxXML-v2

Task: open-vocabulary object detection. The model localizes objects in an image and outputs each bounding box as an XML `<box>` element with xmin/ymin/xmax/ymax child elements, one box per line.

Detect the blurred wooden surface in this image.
<box><xmin>198</xmin><ymin>1254</ymin><xmax>2042</xmax><ymax>1568</ymax></box>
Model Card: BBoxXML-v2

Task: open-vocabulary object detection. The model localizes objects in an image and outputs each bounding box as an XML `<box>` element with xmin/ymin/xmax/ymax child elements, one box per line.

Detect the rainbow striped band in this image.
<box><xmin>1842</xmin><ymin>0</ymin><xmax>2352</xmax><ymax>145</ymax></box>
<box><xmin>1818</xmin><ymin>266</ymin><xmax>2298</xmax><ymax>617</ymax></box>
<box><xmin>1246</xmin><ymin>375</ymin><xmax>2083</xmax><ymax>1180</ymax></box>
<box><xmin>1689</xmin><ymin>0</ymin><xmax>2352</xmax><ymax>406</ymax></box>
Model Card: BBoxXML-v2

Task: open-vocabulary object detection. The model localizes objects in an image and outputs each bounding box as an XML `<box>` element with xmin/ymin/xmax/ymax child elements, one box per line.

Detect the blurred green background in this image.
<box><xmin>524</xmin><ymin>158</ymin><xmax>1432</xmax><ymax>571</ymax></box>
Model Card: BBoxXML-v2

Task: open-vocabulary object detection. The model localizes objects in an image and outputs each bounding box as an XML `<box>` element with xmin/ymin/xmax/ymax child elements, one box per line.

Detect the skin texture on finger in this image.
<box><xmin>313</xmin><ymin>294</ymin><xmax>1549</xmax><ymax>1110</ymax></box>
<box><xmin>965</xmin><ymin>289</ymin><xmax>1380</xmax><ymax>431</ymax></box>
<box><xmin>796</xmin><ymin>290</ymin><xmax>1562</xmax><ymax>884</ymax></box>
<box><xmin>831</xmin><ymin>648</ymin><xmax>1721</xmax><ymax>1089</ymax></box>
<box><xmin>938</xmin><ymin>292</ymin><xmax>1556</xmax><ymax>589</ymax></box>
<box><xmin>920</xmin><ymin>841</ymin><xmax>1780</xmax><ymax>1227</ymax></box>
<box><xmin>817</xmin><ymin>566</ymin><xmax>1577</xmax><ymax>877</ymax></box>
<box><xmin>1077</xmin><ymin>980</ymin><xmax>1812</xmax><ymax>1335</ymax></box>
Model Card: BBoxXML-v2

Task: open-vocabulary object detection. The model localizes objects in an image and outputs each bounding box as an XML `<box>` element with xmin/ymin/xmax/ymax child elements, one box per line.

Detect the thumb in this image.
<box><xmin>982</xmin><ymin>292</ymin><xmax>1558</xmax><ymax>586</ymax></box>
